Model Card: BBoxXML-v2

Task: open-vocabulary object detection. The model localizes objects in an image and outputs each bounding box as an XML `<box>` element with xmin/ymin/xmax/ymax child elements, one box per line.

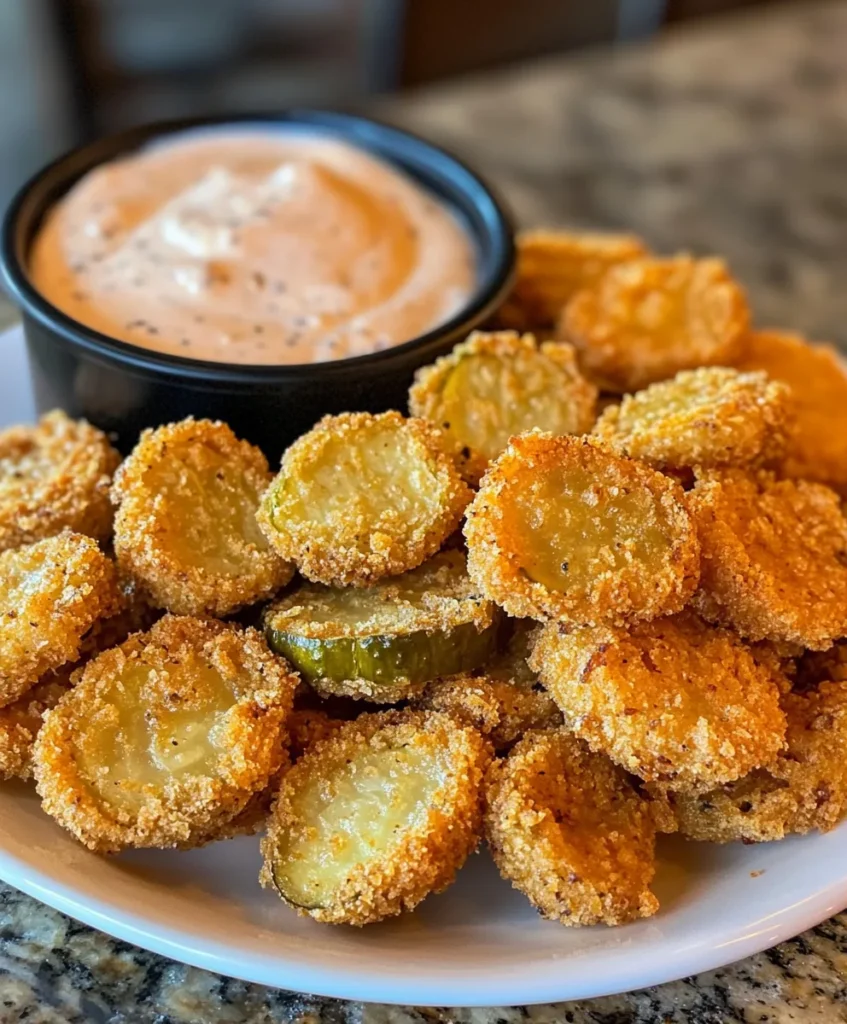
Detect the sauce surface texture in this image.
<box><xmin>30</xmin><ymin>131</ymin><xmax>475</xmax><ymax>364</ymax></box>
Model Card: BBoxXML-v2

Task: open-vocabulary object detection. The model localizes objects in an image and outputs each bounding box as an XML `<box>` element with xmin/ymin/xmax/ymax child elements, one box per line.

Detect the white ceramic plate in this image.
<box><xmin>1</xmin><ymin>322</ymin><xmax>846</xmax><ymax>1007</ymax></box>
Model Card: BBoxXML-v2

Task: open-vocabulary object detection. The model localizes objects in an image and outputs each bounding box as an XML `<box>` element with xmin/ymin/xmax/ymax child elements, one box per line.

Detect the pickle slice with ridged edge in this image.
<box><xmin>264</xmin><ymin>550</ymin><xmax>502</xmax><ymax>701</ymax></box>
<box><xmin>260</xmin><ymin>710</ymin><xmax>492</xmax><ymax>924</ymax></box>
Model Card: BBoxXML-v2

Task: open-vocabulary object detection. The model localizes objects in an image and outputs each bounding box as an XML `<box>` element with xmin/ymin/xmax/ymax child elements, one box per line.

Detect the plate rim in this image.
<box><xmin>1</xmin><ymin>320</ymin><xmax>846</xmax><ymax>1006</ymax></box>
<box><xmin>2</xmin><ymin>836</ymin><xmax>846</xmax><ymax>1006</ymax></box>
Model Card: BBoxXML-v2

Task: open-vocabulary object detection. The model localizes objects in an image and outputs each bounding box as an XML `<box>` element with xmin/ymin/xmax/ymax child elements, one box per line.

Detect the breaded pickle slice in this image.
<box><xmin>495</xmin><ymin>230</ymin><xmax>648</xmax><ymax>332</ymax></box>
<box><xmin>464</xmin><ymin>432</ymin><xmax>699</xmax><ymax>626</ymax></box>
<box><xmin>485</xmin><ymin>730</ymin><xmax>659</xmax><ymax>926</ymax></box>
<box><xmin>409</xmin><ymin>331</ymin><xmax>597</xmax><ymax>484</ymax></box>
<box><xmin>0</xmin><ymin>532</ymin><xmax>121</xmax><ymax>707</ymax></box>
<box><xmin>561</xmin><ymin>255</ymin><xmax>749</xmax><ymax>392</ymax></box>
<box><xmin>0</xmin><ymin>410</ymin><xmax>120</xmax><ymax>552</ymax></box>
<box><xmin>656</xmin><ymin>680</ymin><xmax>847</xmax><ymax>842</ymax></box>
<box><xmin>258</xmin><ymin>411</ymin><xmax>470</xmax><ymax>587</ymax></box>
<box><xmin>594</xmin><ymin>367</ymin><xmax>793</xmax><ymax>471</ymax></box>
<box><xmin>33</xmin><ymin>615</ymin><xmax>297</xmax><ymax>852</ymax></box>
<box><xmin>265</xmin><ymin>551</ymin><xmax>501</xmax><ymax>701</ymax></box>
<box><xmin>530</xmin><ymin>612</ymin><xmax>786</xmax><ymax>789</ymax></box>
<box><xmin>261</xmin><ymin>710</ymin><xmax>492</xmax><ymax>925</ymax></box>
<box><xmin>112</xmin><ymin>418</ymin><xmax>293</xmax><ymax>617</ymax></box>
<box><xmin>734</xmin><ymin>329</ymin><xmax>847</xmax><ymax>493</ymax></box>
<box><xmin>0</xmin><ymin>588</ymin><xmax>158</xmax><ymax>781</ymax></box>
<box><xmin>0</xmin><ymin>666</ymin><xmax>75</xmax><ymax>781</ymax></box>
<box><xmin>416</xmin><ymin>621</ymin><xmax>562</xmax><ymax>750</ymax></box>
<box><xmin>688</xmin><ymin>469</ymin><xmax>847</xmax><ymax>650</ymax></box>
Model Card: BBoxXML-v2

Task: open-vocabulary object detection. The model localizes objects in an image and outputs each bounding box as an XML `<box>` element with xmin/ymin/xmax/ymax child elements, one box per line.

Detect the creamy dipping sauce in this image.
<box><xmin>30</xmin><ymin>130</ymin><xmax>476</xmax><ymax>364</ymax></box>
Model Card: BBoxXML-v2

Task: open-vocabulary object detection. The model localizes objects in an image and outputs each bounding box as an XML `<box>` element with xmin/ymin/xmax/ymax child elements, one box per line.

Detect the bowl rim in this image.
<box><xmin>0</xmin><ymin>109</ymin><xmax>515</xmax><ymax>384</ymax></box>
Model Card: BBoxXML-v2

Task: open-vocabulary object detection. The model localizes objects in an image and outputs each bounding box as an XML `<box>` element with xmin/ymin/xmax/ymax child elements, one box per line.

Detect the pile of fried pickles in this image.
<box><xmin>3</xmin><ymin>232</ymin><xmax>847</xmax><ymax>930</ymax></box>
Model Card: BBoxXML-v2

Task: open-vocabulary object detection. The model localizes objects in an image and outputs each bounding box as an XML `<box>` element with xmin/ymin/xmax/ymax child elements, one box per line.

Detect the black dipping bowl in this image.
<box><xmin>1</xmin><ymin>111</ymin><xmax>514</xmax><ymax>460</ymax></box>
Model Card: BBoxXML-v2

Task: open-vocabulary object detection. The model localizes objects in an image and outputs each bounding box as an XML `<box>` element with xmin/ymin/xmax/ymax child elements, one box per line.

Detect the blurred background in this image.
<box><xmin>0</xmin><ymin>0</ymin><xmax>783</xmax><ymax>210</ymax></box>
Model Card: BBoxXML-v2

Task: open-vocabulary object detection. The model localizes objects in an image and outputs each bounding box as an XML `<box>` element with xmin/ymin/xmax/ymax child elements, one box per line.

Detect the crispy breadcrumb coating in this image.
<box><xmin>734</xmin><ymin>329</ymin><xmax>847</xmax><ymax>493</ymax></box>
<box><xmin>258</xmin><ymin>411</ymin><xmax>471</xmax><ymax>587</ymax></box>
<box><xmin>464</xmin><ymin>432</ymin><xmax>699</xmax><ymax>626</ymax></box>
<box><xmin>0</xmin><ymin>665</ymin><xmax>75</xmax><ymax>781</ymax></box>
<box><xmin>0</xmin><ymin>587</ymin><xmax>159</xmax><ymax>781</ymax></box>
<box><xmin>659</xmin><ymin>680</ymin><xmax>847</xmax><ymax>842</ymax></box>
<box><xmin>494</xmin><ymin>230</ymin><xmax>648</xmax><ymax>332</ymax></box>
<box><xmin>261</xmin><ymin>710</ymin><xmax>492</xmax><ymax>925</ymax></box>
<box><xmin>0</xmin><ymin>532</ymin><xmax>122</xmax><ymax>707</ymax></box>
<box><xmin>530</xmin><ymin>612</ymin><xmax>786</xmax><ymax>789</ymax></box>
<box><xmin>33</xmin><ymin>615</ymin><xmax>297</xmax><ymax>852</ymax></box>
<box><xmin>0</xmin><ymin>410</ymin><xmax>120</xmax><ymax>552</ymax></box>
<box><xmin>560</xmin><ymin>256</ymin><xmax>750</xmax><ymax>393</ymax></box>
<box><xmin>688</xmin><ymin>469</ymin><xmax>847</xmax><ymax>649</ymax></box>
<box><xmin>485</xmin><ymin>730</ymin><xmax>658</xmax><ymax>926</ymax></box>
<box><xmin>112</xmin><ymin>418</ymin><xmax>293</xmax><ymax>617</ymax></box>
<box><xmin>408</xmin><ymin>331</ymin><xmax>597</xmax><ymax>484</ymax></box>
<box><xmin>416</xmin><ymin>622</ymin><xmax>562</xmax><ymax>750</ymax></box>
<box><xmin>286</xmin><ymin>708</ymin><xmax>345</xmax><ymax>760</ymax></box>
<box><xmin>594</xmin><ymin>367</ymin><xmax>793</xmax><ymax>471</ymax></box>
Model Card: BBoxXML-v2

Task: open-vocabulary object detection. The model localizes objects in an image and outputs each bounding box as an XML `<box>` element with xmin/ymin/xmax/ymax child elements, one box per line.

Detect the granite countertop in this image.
<box><xmin>5</xmin><ymin>2</ymin><xmax>847</xmax><ymax>1022</ymax></box>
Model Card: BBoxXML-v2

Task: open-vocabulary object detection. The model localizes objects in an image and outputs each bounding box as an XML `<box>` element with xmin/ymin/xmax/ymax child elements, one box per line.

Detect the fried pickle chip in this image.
<box><xmin>594</xmin><ymin>367</ymin><xmax>793</xmax><ymax>471</ymax></box>
<box><xmin>530</xmin><ymin>612</ymin><xmax>786</xmax><ymax>789</ymax></box>
<box><xmin>0</xmin><ymin>532</ymin><xmax>121</xmax><ymax>707</ymax></box>
<box><xmin>659</xmin><ymin>680</ymin><xmax>847</xmax><ymax>842</ymax></box>
<box><xmin>485</xmin><ymin>730</ymin><xmax>658</xmax><ymax>926</ymax></box>
<box><xmin>688</xmin><ymin>469</ymin><xmax>847</xmax><ymax>649</ymax></box>
<box><xmin>258</xmin><ymin>411</ymin><xmax>471</xmax><ymax>586</ymax></box>
<box><xmin>0</xmin><ymin>665</ymin><xmax>75</xmax><ymax>781</ymax></box>
<box><xmin>33</xmin><ymin>615</ymin><xmax>297</xmax><ymax>852</ymax></box>
<box><xmin>733</xmin><ymin>329</ymin><xmax>847</xmax><ymax>493</ymax></box>
<box><xmin>495</xmin><ymin>230</ymin><xmax>648</xmax><ymax>332</ymax></box>
<box><xmin>416</xmin><ymin>622</ymin><xmax>562</xmax><ymax>750</ymax></box>
<box><xmin>560</xmin><ymin>256</ymin><xmax>750</xmax><ymax>393</ymax></box>
<box><xmin>261</xmin><ymin>710</ymin><xmax>491</xmax><ymax>925</ymax></box>
<box><xmin>0</xmin><ymin>588</ymin><xmax>159</xmax><ymax>781</ymax></box>
<box><xmin>464</xmin><ymin>432</ymin><xmax>699</xmax><ymax>626</ymax></box>
<box><xmin>112</xmin><ymin>418</ymin><xmax>293</xmax><ymax>617</ymax></box>
<box><xmin>265</xmin><ymin>550</ymin><xmax>501</xmax><ymax>702</ymax></box>
<box><xmin>408</xmin><ymin>331</ymin><xmax>597</xmax><ymax>484</ymax></box>
<box><xmin>0</xmin><ymin>410</ymin><xmax>120</xmax><ymax>552</ymax></box>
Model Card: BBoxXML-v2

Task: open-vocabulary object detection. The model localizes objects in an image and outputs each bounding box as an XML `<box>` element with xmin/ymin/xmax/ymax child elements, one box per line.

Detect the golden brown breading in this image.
<box><xmin>261</xmin><ymin>710</ymin><xmax>491</xmax><ymax>925</ymax></box>
<box><xmin>286</xmin><ymin>708</ymin><xmax>345</xmax><ymax>760</ymax></box>
<box><xmin>0</xmin><ymin>532</ymin><xmax>121</xmax><ymax>707</ymax></box>
<box><xmin>0</xmin><ymin>410</ymin><xmax>120</xmax><ymax>552</ymax></box>
<box><xmin>494</xmin><ymin>230</ymin><xmax>648</xmax><ymax>332</ymax></box>
<box><xmin>485</xmin><ymin>730</ymin><xmax>658</xmax><ymax>926</ymax></box>
<box><xmin>529</xmin><ymin>612</ymin><xmax>786</xmax><ymax>789</ymax></box>
<box><xmin>416</xmin><ymin>622</ymin><xmax>562</xmax><ymax>750</ymax></box>
<box><xmin>408</xmin><ymin>331</ymin><xmax>597</xmax><ymax>484</ymax></box>
<box><xmin>658</xmin><ymin>681</ymin><xmax>847</xmax><ymax>842</ymax></box>
<box><xmin>594</xmin><ymin>367</ymin><xmax>793</xmax><ymax>471</ymax></box>
<box><xmin>688</xmin><ymin>469</ymin><xmax>847</xmax><ymax>649</ymax></box>
<box><xmin>560</xmin><ymin>256</ymin><xmax>750</xmax><ymax>393</ymax></box>
<box><xmin>112</xmin><ymin>418</ymin><xmax>293</xmax><ymax>617</ymax></box>
<box><xmin>464</xmin><ymin>432</ymin><xmax>699</xmax><ymax>626</ymax></box>
<box><xmin>0</xmin><ymin>665</ymin><xmax>75</xmax><ymax>781</ymax></box>
<box><xmin>733</xmin><ymin>329</ymin><xmax>847</xmax><ymax>493</ymax></box>
<box><xmin>33</xmin><ymin>615</ymin><xmax>297</xmax><ymax>852</ymax></box>
<box><xmin>0</xmin><ymin>587</ymin><xmax>159</xmax><ymax>781</ymax></box>
<box><xmin>258</xmin><ymin>411</ymin><xmax>471</xmax><ymax>587</ymax></box>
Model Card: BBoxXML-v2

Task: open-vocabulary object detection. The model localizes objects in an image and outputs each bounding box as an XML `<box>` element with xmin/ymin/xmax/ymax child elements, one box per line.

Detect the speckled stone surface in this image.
<box><xmin>4</xmin><ymin>2</ymin><xmax>847</xmax><ymax>1021</ymax></box>
<box><xmin>377</xmin><ymin>0</ymin><xmax>847</xmax><ymax>349</ymax></box>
